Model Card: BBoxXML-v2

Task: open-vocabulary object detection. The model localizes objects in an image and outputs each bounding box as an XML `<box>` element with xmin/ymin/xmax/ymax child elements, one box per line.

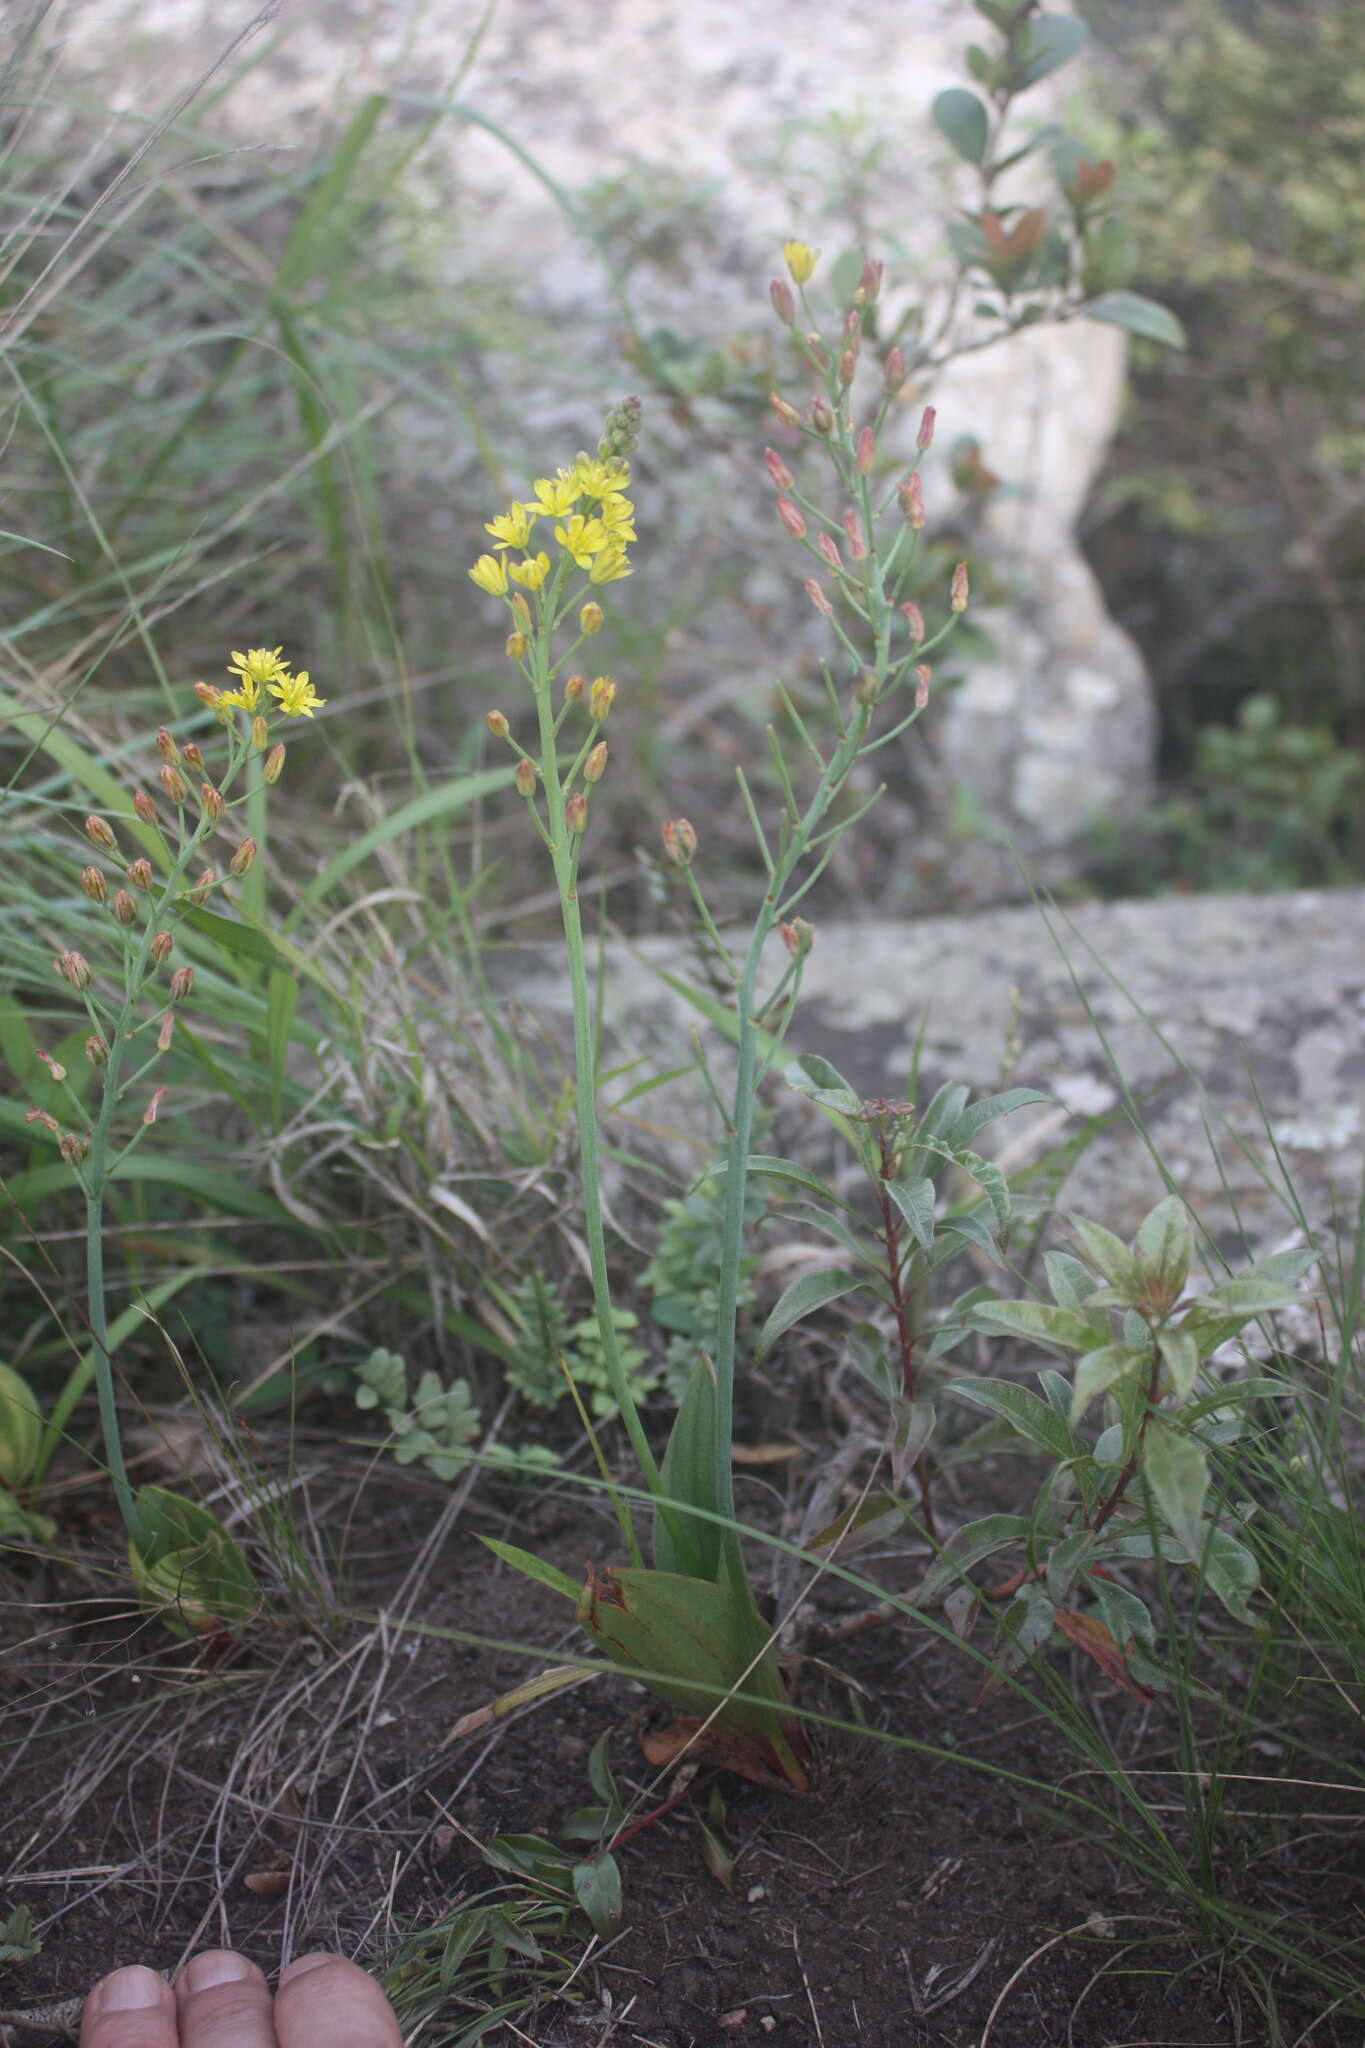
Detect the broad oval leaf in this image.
<box><xmin>1083</xmin><ymin>290</ymin><xmax>1187</xmax><ymax>350</ymax></box>
<box><xmin>915</xmin><ymin>1512</ymin><xmax>1032</xmax><ymax>1605</ymax></box>
<box><xmin>970</xmin><ymin>1297</ymin><xmax>1103</xmax><ymax>1355</ymax></box>
<box><xmin>1071</xmin><ymin>1342</ymin><xmax>1149</xmax><ymax>1422</ymax></box>
<box><xmin>951</xmin><ymin>1378</ymin><xmax>1079</xmax><ymax>1460</ymax></box>
<box><xmin>1016</xmin><ymin>12</ymin><xmax>1089</xmax><ymax>89</ymax></box>
<box><xmin>886</xmin><ymin>1174</ymin><xmax>936</xmax><ymax>1252</ymax></box>
<box><xmin>933</xmin><ymin>87</ymin><xmax>990</xmax><ymax>165</ymax></box>
<box><xmin>1139</xmin><ymin>1420</ymin><xmax>1209</xmax><ymax>1561</ymax></box>
<box><xmin>755</xmin><ymin>1265</ymin><xmax>863</xmax><ymax>1357</ymax></box>
<box><xmin>572</xmin><ymin>1853</ymin><xmax>622</xmax><ymax>1938</ymax></box>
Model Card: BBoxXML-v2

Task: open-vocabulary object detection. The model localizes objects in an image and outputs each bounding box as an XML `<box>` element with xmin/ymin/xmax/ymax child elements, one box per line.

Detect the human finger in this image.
<box><xmin>273</xmin><ymin>1954</ymin><xmax>402</xmax><ymax>2048</ymax></box>
<box><xmin>175</xmin><ymin>1952</ymin><xmax>275</xmax><ymax>2048</ymax></box>
<box><xmin>80</xmin><ymin>1965</ymin><xmax>178</xmax><ymax>2048</ymax></box>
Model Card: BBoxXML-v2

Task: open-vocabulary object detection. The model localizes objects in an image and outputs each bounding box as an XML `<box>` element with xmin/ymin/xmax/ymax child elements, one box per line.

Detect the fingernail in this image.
<box><xmin>98</xmin><ymin>1967</ymin><xmax>165</xmax><ymax>2012</ymax></box>
<box><xmin>184</xmin><ymin>1952</ymin><xmax>253</xmax><ymax>1994</ymax></box>
<box><xmin>279</xmin><ymin>1953</ymin><xmax>333</xmax><ymax>1986</ymax></box>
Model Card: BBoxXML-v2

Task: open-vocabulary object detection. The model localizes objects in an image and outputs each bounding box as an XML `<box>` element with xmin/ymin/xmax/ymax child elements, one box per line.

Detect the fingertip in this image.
<box><xmin>275</xmin><ymin>1954</ymin><xmax>401</xmax><ymax>2048</ymax></box>
<box><xmin>81</xmin><ymin>1967</ymin><xmax>175</xmax><ymax>2048</ymax></box>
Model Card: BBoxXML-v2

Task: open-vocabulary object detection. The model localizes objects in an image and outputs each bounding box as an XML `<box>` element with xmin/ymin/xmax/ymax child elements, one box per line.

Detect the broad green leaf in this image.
<box><xmin>806</xmin><ymin>1488</ymin><xmax>909</xmax><ymax>1560</ymax></box>
<box><xmin>1158</xmin><ymin>1325</ymin><xmax>1200</xmax><ymax>1403</ymax></box>
<box><xmin>129</xmin><ymin>1485</ymin><xmax>259</xmax><ymax>1636</ymax></box>
<box><xmin>1200</xmin><ymin>1528</ymin><xmax>1260</xmax><ymax>1626</ymax></box>
<box><xmin>572</xmin><ymin>1853</ymin><xmax>622</xmax><ymax>1938</ymax></box>
<box><xmin>970</xmin><ymin>1296</ymin><xmax>1103</xmax><ymax>1355</ymax></box>
<box><xmin>933</xmin><ymin>87</ymin><xmax>990</xmax><ymax>166</ymax></box>
<box><xmin>586</xmin><ymin>1728</ymin><xmax>619</xmax><ymax>1808</ymax></box>
<box><xmin>783</xmin><ymin>1053</ymin><xmax>860</xmax><ymax>1111</ymax></box>
<box><xmin>1090</xmin><ymin>1577</ymin><xmax>1156</xmax><ymax>1656</ymax></box>
<box><xmin>0</xmin><ymin>1366</ymin><xmax>43</xmax><ymax>1486</ymax></box>
<box><xmin>1135</xmin><ymin>1195</ymin><xmax>1193</xmax><ymax>1299</ymax></box>
<box><xmin>754</xmin><ymin>1265</ymin><xmax>863</xmax><ymax>1358</ymax></box>
<box><xmin>655</xmin><ymin>1354</ymin><xmax>722</xmax><ymax>1582</ymax></box>
<box><xmin>918</xmin><ymin>1081</ymin><xmax>970</xmax><ymax>1143</ymax></box>
<box><xmin>930</xmin><ymin>1202</ymin><xmax>1005</xmax><ymax>1268</ymax></box>
<box><xmin>1068</xmin><ymin>1215</ymin><xmax>1139</xmax><ymax>1292</ymax></box>
<box><xmin>737</xmin><ymin>1154</ymin><xmax>852</xmax><ymax>1211</ymax></box>
<box><xmin>1140</xmin><ymin>1421</ymin><xmax>1209</xmax><ymax>1560</ymax></box>
<box><xmin>916</xmin><ymin>1513</ymin><xmax>1031</xmax><ymax>1605</ymax></box>
<box><xmin>952</xmin><ymin>1146</ymin><xmax>1010</xmax><ymax>1237</ymax></box>
<box><xmin>886</xmin><ymin>1174</ymin><xmax>936</xmax><ymax>1251</ymax></box>
<box><xmin>1015</xmin><ymin>13</ymin><xmax>1089</xmax><ymax>89</ymax></box>
<box><xmin>1194</xmin><ymin>1271</ymin><xmax>1313</xmax><ymax>1317</ymax></box>
<box><xmin>477</xmin><ymin>1537</ymin><xmax>579</xmax><ymax>1604</ymax></box>
<box><xmin>944</xmin><ymin>1086</ymin><xmax>1052</xmax><ymax>1148</ymax></box>
<box><xmin>1046</xmin><ymin>1528</ymin><xmax>1097</xmax><ymax>1602</ymax></box>
<box><xmin>951</xmin><ymin>1378</ymin><xmax>1078</xmax><ymax>1460</ymax></box>
<box><xmin>1043</xmin><ymin>1250</ymin><xmax>1098</xmax><ymax>1312</ymax></box>
<box><xmin>1071</xmin><ymin>1343</ymin><xmax>1148</xmax><ymax>1422</ymax></box>
<box><xmin>1083</xmin><ymin>290</ymin><xmax>1187</xmax><ymax>350</ymax></box>
<box><xmin>846</xmin><ymin>1323</ymin><xmax>899</xmax><ymax>1401</ymax></box>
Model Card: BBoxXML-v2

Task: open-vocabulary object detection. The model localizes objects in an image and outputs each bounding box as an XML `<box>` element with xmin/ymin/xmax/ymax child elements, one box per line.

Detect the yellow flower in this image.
<box><xmin>598</xmin><ymin>492</ymin><xmax>636</xmax><ymax>542</ymax></box>
<box><xmin>587</xmin><ymin>545</ymin><xmax>632</xmax><ymax>585</ymax></box>
<box><xmin>531</xmin><ymin>473</ymin><xmax>582</xmax><ymax>518</ymax></box>
<box><xmin>485</xmin><ymin>502</ymin><xmax>537</xmax><ymax>550</ymax></box>
<box><xmin>267</xmin><ymin>669</ymin><xmax>327</xmax><ymax>718</ymax></box>
<box><xmin>469</xmin><ymin>553</ymin><xmax>511</xmax><ymax>596</ymax></box>
<box><xmin>553</xmin><ymin>514</ymin><xmax>609</xmax><ymax>569</ymax></box>
<box><xmin>224</xmin><ymin>644</ymin><xmax>291</xmax><ymax>711</ymax></box>
<box><xmin>571</xmin><ymin>456</ymin><xmax>631</xmax><ymax>502</ymax></box>
<box><xmin>783</xmin><ymin>240</ymin><xmax>818</xmax><ymax>285</ymax></box>
<box><xmin>508</xmin><ymin>550</ymin><xmax>551</xmax><ymax>590</ymax></box>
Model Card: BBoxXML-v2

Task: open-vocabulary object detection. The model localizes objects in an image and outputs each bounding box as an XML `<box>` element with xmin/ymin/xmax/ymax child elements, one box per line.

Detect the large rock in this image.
<box><xmin>48</xmin><ymin>0</ymin><xmax>1155</xmax><ymax>887</ymax></box>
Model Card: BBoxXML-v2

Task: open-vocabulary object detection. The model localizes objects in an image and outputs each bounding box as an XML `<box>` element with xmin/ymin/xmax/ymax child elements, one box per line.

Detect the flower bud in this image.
<box><xmin>188</xmin><ymin>867</ymin><xmax>217</xmax><ymax>905</ymax></box>
<box><xmin>132</xmin><ymin>788</ymin><xmax>158</xmax><ymax>825</ymax></box>
<box><xmin>783</xmin><ymin>240</ymin><xmax>818</xmax><ymax>285</ymax></box>
<box><xmin>510</xmin><ymin>592</ymin><xmax>533</xmax><ymax>629</ymax></box>
<box><xmin>780</xmin><ymin>917</ymin><xmax>815</xmax><ymax>956</ymax></box>
<box><xmin>816</xmin><ymin>532</ymin><xmax>843</xmax><ymax>570</ymax></box>
<box><xmin>857</xmin><ymin>259</ymin><xmax>883</xmax><ymax>304</ymax></box>
<box><xmin>25</xmin><ymin>1107</ymin><xmax>60</xmax><ymax>1135</ymax></box>
<box><xmin>803</xmin><ymin>577</ymin><xmax>833</xmax><ymax>617</ymax></box>
<box><xmin>660</xmin><ymin>817</ymin><xmax>697</xmax><ymax>867</ymax></box>
<box><xmin>263</xmin><ymin>742</ymin><xmax>286</xmax><ymax>784</ymax></box>
<box><xmin>855</xmin><ymin>426</ymin><xmax>876</xmax><ymax>474</ymax></box>
<box><xmin>770</xmin><ymin>277</ymin><xmax>796</xmax><ymax>324</ymax></box>
<box><xmin>251</xmin><ymin>715</ymin><xmax>269</xmax><ymax>752</ymax></box>
<box><xmin>112</xmin><ymin>889</ymin><xmax>138</xmax><ymax>927</ymax></box>
<box><xmin>194</xmin><ymin>681</ymin><xmax>223</xmax><ymax>711</ymax></box>
<box><xmin>950</xmin><ymin>561</ymin><xmax>969</xmax><ymax>613</ymax></box>
<box><xmin>181</xmin><ymin>742</ymin><xmax>204</xmax><ymax>772</ymax></box>
<box><xmin>900</xmin><ymin>600</ymin><xmax>925</xmax><ymax>645</ymax></box>
<box><xmin>584</xmin><ymin>740</ymin><xmax>608</xmax><ymax>783</ymax></box>
<box><xmin>764</xmin><ymin>446</ymin><xmax>795</xmax><ymax>490</ymax></box>
<box><xmin>837</xmin><ymin>349</ymin><xmax>858</xmax><ymax>386</ymax></box>
<box><xmin>505</xmin><ymin>631</ymin><xmax>528</xmax><ymax>661</ymax></box>
<box><xmin>157</xmin><ymin>1009</ymin><xmax>175</xmax><ymax>1052</ymax></box>
<box><xmin>200</xmin><ymin>783</ymin><xmax>225</xmax><ymax>823</ymax></box>
<box><xmin>852</xmin><ymin>669</ymin><xmax>881</xmax><ymax>707</ymax></box>
<box><xmin>883</xmin><ymin>346</ymin><xmax>907</xmax><ymax>395</ymax></box>
<box><xmin>589</xmin><ymin>675</ymin><xmax>616</xmax><ymax>722</ymax></box>
<box><xmin>58</xmin><ymin>1130</ymin><xmax>90</xmax><ymax>1166</ymax></box>
<box><xmin>228</xmin><ymin>838</ymin><xmax>256</xmax><ymax>877</ymax></box>
<box><xmin>915</xmin><ymin>664</ymin><xmax>932</xmax><ymax>709</ymax></box>
<box><xmin>775</xmin><ymin>495</ymin><xmax>806</xmax><ymax>539</ymax></box>
<box><xmin>566</xmin><ymin>791</ymin><xmax>588</xmax><ymax>835</ymax></box>
<box><xmin>36</xmin><ymin>1048</ymin><xmax>66</xmax><ymax>1082</ymax></box>
<box><xmin>810</xmin><ymin>396</ymin><xmax>834</xmax><ymax>436</ymax></box>
<box><xmin>917</xmin><ymin>405</ymin><xmax>936</xmax><ymax>453</ymax></box>
<box><xmin>55</xmin><ymin>949</ymin><xmax>93</xmax><ymax>990</ymax></box>
<box><xmin>898</xmin><ymin>473</ymin><xmax>926</xmax><ymax>529</ymax></box>
<box><xmin>80</xmin><ymin>864</ymin><xmax>108</xmax><ymax>904</ymax></box>
<box><xmin>159</xmin><ymin>764</ymin><xmax>188</xmax><ymax>806</ymax></box>
<box><xmin>149</xmin><ymin>929</ymin><xmax>173</xmax><ymax>963</ymax></box>
<box><xmin>802</xmin><ymin>334</ymin><xmax>830</xmax><ymax>370</ymax></box>
<box><xmin>564</xmin><ymin>673</ymin><xmax>586</xmax><ymax>705</ymax></box>
<box><xmin>143</xmin><ymin>1086</ymin><xmax>166</xmax><ymax>1127</ymax></box>
<box><xmin>769</xmin><ymin>392</ymin><xmax>802</xmax><ymax>429</ymax></box>
<box><xmin>842</xmin><ymin>508</ymin><xmax>867</xmax><ymax>560</ymax></box>
<box><xmin>597</xmin><ymin>393</ymin><xmax>642</xmax><ymax>461</ymax></box>
<box><xmin>169</xmin><ymin>965</ymin><xmax>194</xmax><ymax>1003</ymax></box>
<box><xmin>85</xmin><ymin>1033</ymin><xmax>109</xmax><ymax>1066</ymax></box>
<box><xmin>486</xmin><ymin>710</ymin><xmax>510</xmax><ymax>739</ymax></box>
<box><xmin>84</xmin><ymin>814</ymin><xmax>116</xmax><ymax>851</ymax></box>
<box><xmin>580</xmin><ymin>601</ymin><xmax>605</xmax><ymax>636</ymax></box>
<box><xmin>514</xmin><ymin>759</ymin><xmax>538</xmax><ymax>798</ymax></box>
<box><xmin>155</xmin><ymin>726</ymin><xmax>180</xmax><ymax>765</ymax></box>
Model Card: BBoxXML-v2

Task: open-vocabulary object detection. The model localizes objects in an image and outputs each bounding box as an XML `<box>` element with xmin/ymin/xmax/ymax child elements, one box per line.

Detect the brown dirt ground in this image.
<box><xmin>2</xmin><ymin>1434</ymin><xmax>1361</xmax><ymax>2048</ymax></box>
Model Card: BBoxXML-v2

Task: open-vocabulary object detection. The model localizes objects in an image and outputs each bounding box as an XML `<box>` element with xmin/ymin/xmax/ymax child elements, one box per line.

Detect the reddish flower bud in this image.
<box><xmin>54</xmin><ymin>949</ymin><xmax>93</xmax><ymax>990</ymax></box>
<box><xmin>187</xmin><ymin>867</ymin><xmax>217</xmax><ymax>905</ymax></box>
<box><xmin>181</xmin><ymin>742</ymin><xmax>204</xmax><ymax>772</ymax></box>
<box><xmin>804</xmin><ymin>577</ymin><xmax>834</xmax><ymax>617</ymax></box>
<box><xmin>898</xmin><ymin>473</ymin><xmax>926</xmax><ymax>529</ymax></box>
<box><xmin>950</xmin><ymin>561</ymin><xmax>970</xmax><ymax>613</ymax></box>
<box><xmin>566</xmin><ymin>791</ymin><xmax>588</xmax><ymax>835</ymax></box>
<box><xmin>24</xmin><ymin>1107</ymin><xmax>60</xmax><ymax>1135</ymax></box>
<box><xmin>584</xmin><ymin>740</ymin><xmax>608</xmax><ymax>783</ymax></box>
<box><xmin>84</xmin><ymin>814</ymin><xmax>116</xmax><ymax>851</ymax></box>
<box><xmin>917</xmin><ymin>405</ymin><xmax>936</xmax><ymax>453</ymax></box>
<box><xmin>157</xmin><ymin>1008</ymin><xmax>175</xmax><ymax>1052</ymax></box>
<box><xmin>769</xmin><ymin>392</ymin><xmax>802</xmax><ymax>428</ymax></box>
<box><xmin>660</xmin><ymin>817</ymin><xmax>698</xmax><ymax>867</ymax></box>
<box><xmin>915</xmin><ymin>664</ymin><xmax>932</xmax><ymax>709</ymax></box>
<box><xmin>842</xmin><ymin>508</ymin><xmax>867</xmax><ymax>560</ymax></box>
<box><xmin>809</xmin><ymin>396</ymin><xmax>834</xmax><ymax>436</ymax></box>
<box><xmin>589</xmin><ymin>675</ymin><xmax>616</xmax><ymax>722</ymax></box>
<box><xmin>857</xmin><ymin>259</ymin><xmax>883</xmax><ymax>304</ymax></box>
<box><xmin>193</xmin><ymin>681</ymin><xmax>223</xmax><ymax>710</ymax></box>
<box><xmin>228</xmin><ymin>838</ymin><xmax>256</xmax><ymax>877</ymax></box>
<box><xmin>112</xmin><ymin>889</ymin><xmax>138</xmax><ymax>927</ymax></box>
<box><xmin>763</xmin><ymin>446</ymin><xmax>795</xmax><ymax>490</ymax></box>
<box><xmin>79</xmin><ymin>865</ymin><xmax>107</xmax><ymax>904</ymax></box>
<box><xmin>883</xmin><ymin>346</ymin><xmax>907</xmax><ymax>395</ymax></box>
<box><xmin>816</xmin><ymin>532</ymin><xmax>843</xmax><ymax>570</ymax></box>
<box><xmin>514</xmin><ymin>759</ymin><xmax>538</xmax><ymax>798</ymax></box>
<box><xmin>775</xmin><ymin>494</ymin><xmax>807</xmax><ymax>539</ymax></box>
<box><xmin>563</xmin><ymin>673</ymin><xmax>586</xmax><ymax>705</ymax></box>
<box><xmin>159</xmin><ymin>764</ymin><xmax>188</xmax><ymax>806</ymax></box>
<box><xmin>58</xmin><ymin>1130</ymin><xmax>90</xmax><ymax>1166</ymax></box>
<box><xmin>85</xmin><ymin>1033</ymin><xmax>109</xmax><ymax>1066</ymax></box>
<box><xmin>486</xmin><ymin>710</ymin><xmax>510</xmax><ymax>739</ymax></box>
<box><xmin>155</xmin><ymin>726</ymin><xmax>179</xmax><ymax>765</ymax></box>
<box><xmin>200</xmin><ymin>783</ymin><xmax>225</xmax><ymax>823</ymax></box>
<box><xmin>143</xmin><ymin>1086</ymin><xmax>166</xmax><ymax>1126</ymax></box>
<box><xmin>780</xmin><ymin>917</ymin><xmax>815</xmax><ymax>956</ymax></box>
<box><xmin>262</xmin><ymin>742</ymin><xmax>286</xmax><ymax>784</ymax></box>
<box><xmin>251</xmin><ymin>715</ymin><xmax>269</xmax><ymax>753</ymax></box>
<box><xmin>770</xmin><ymin>277</ymin><xmax>796</xmax><ymax>324</ymax></box>
<box><xmin>855</xmin><ymin>426</ymin><xmax>876</xmax><ymax>474</ymax></box>
<box><xmin>149</xmin><ymin>928</ymin><xmax>173</xmax><ymax>963</ymax></box>
<box><xmin>36</xmin><ymin>1048</ymin><xmax>67</xmax><ymax>1082</ymax></box>
<box><xmin>132</xmin><ymin>788</ymin><xmax>158</xmax><ymax>825</ymax></box>
<box><xmin>510</xmin><ymin>592</ymin><xmax>532</xmax><ymax>628</ymax></box>
<box><xmin>900</xmin><ymin>600</ymin><xmax>925</xmax><ymax>645</ymax></box>
<box><xmin>837</xmin><ymin>348</ymin><xmax>858</xmax><ymax>386</ymax></box>
<box><xmin>169</xmin><ymin>965</ymin><xmax>194</xmax><ymax>1003</ymax></box>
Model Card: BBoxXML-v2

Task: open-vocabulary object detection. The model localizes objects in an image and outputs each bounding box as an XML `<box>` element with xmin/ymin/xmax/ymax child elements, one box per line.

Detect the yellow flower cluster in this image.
<box><xmin>470</xmin><ymin>455</ymin><xmax>636</xmax><ymax>599</ymax></box>
<box><xmin>221</xmin><ymin>646</ymin><xmax>326</xmax><ymax>719</ymax></box>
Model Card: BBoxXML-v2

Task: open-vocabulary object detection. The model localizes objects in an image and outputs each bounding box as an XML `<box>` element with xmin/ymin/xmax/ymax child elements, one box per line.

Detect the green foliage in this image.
<box><xmin>641</xmin><ymin>1184</ymin><xmax>760</xmax><ymax>1401</ymax></box>
<box><xmin>354</xmin><ymin>1347</ymin><xmax>560</xmax><ymax>1481</ymax></box>
<box><xmin>491</xmin><ymin>1274</ymin><xmax>656</xmax><ymax>1420</ymax></box>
